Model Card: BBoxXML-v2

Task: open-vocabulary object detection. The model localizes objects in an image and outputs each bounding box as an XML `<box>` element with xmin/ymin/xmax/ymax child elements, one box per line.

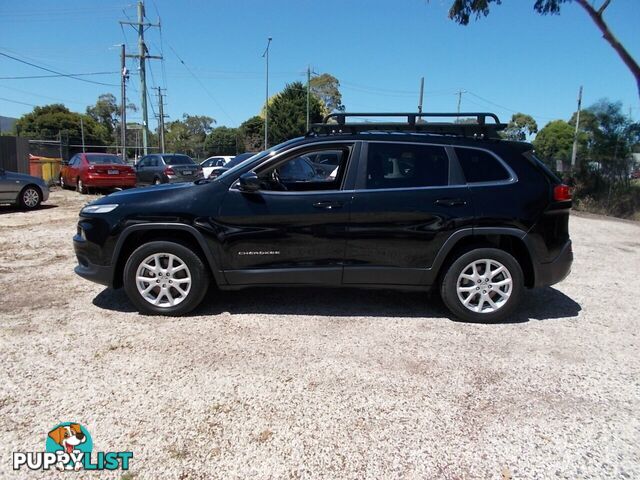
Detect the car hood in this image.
<box><xmin>5</xmin><ymin>171</ymin><xmax>47</xmax><ymax>185</ymax></box>
<box><xmin>91</xmin><ymin>181</ymin><xmax>193</xmax><ymax>203</ymax></box>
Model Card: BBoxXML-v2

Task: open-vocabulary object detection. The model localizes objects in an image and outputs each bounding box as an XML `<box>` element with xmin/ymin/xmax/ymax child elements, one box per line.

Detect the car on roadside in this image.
<box><xmin>0</xmin><ymin>167</ymin><xmax>49</xmax><ymax>209</ymax></box>
<box><xmin>207</xmin><ymin>152</ymin><xmax>257</xmax><ymax>179</ymax></box>
<box><xmin>135</xmin><ymin>153</ymin><xmax>203</xmax><ymax>186</ymax></box>
<box><xmin>60</xmin><ymin>153</ymin><xmax>136</xmax><ymax>194</ymax></box>
<box><xmin>73</xmin><ymin>112</ymin><xmax>573</xmax><ymax>322</ymax></box>
<box><xmin>201</xmin><ymin>156</ymin><xmax>234</xmax><ymax>178</ymax></box>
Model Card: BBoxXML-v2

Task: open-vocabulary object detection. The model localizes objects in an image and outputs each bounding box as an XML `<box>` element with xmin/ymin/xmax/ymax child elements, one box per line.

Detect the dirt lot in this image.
<box><xmin>0</xmin><ymin>189</ymin><xmax>638</xmax><ymax>479</ymax></box>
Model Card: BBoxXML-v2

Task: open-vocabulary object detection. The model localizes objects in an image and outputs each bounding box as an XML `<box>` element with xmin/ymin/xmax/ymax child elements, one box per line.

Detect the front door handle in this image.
<box><xmin>434</xmin><ymin>198</ymin><xmax>467</xmax><ymax>207</ymax></box>
<box><xmin>313</xmin><ymin>201</ymin><xmax>344</xmax><ymax>210</ymax></box>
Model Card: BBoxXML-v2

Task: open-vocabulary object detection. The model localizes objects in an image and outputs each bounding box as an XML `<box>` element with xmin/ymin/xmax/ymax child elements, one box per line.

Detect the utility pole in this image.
<box><xmin>456</xmin><ymin>89</ymin><xmax>466</xmax><ymax>116</ymax></box>
<box><xmin>120</xmin><ymin>1</ymin><xmax>162</xmax><ymax>156</ymax></box>
<box><xmin>418</xmin><ymin>77</ymin><xmax>424</xmax><ymax>114</ymax></box>
<box><xmin>307</xmin><ymin>65</ymin><xmax>311</xmax><ymax>131</ymax></box>
<box><xmin>571</xmin><ymin>85</ymin><xmax>583</xmax><ymax>170</ymax></box>
<box><xmin>157</xmin><ymin>87</ymin><xmax>166</xmax><ymax>153</ymax></box>
<box><xmin>79</xmin><ymin>118</ymin><xmax>86</xmax><ymax>152</ymax></box>
<box><xmin>120</xmin><ymin>44</ymin><xmax>128</xmax><ymax>163</ymax></box>
<box><xmin>262</xmin><ymin>37</ymin><xmax>272</xmax><ymax>150</ymax></box>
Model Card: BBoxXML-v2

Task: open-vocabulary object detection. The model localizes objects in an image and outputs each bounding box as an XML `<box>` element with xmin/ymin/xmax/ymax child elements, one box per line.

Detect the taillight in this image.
<box><xmin>553</xmin><ymin>184</ymin><xmax>572</xmax><ymax>201</ymax></box>
<box><xmin>164</xmin><ymin>167</ymin><xmax>175</xmax><ymax>176</ymax></box>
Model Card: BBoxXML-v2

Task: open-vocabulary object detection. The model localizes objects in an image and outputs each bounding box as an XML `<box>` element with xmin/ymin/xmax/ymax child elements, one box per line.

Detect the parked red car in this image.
<box><xmin>60</xmin><ymin>153</ymin><xmax>136</xmax><ymax>193</ymax></box>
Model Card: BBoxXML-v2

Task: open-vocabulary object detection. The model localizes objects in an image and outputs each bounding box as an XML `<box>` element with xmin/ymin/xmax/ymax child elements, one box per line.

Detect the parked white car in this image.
<box><xmin>200</xmin><ymin>156</ymin><xmax>234</xmax><ymax>178</ymax></box>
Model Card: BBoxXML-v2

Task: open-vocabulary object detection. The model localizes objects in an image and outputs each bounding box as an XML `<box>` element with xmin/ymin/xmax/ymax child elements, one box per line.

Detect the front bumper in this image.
<box><xmin>73</xmin><ymin>233</ymin><xmax>114</xmax><ymax>287</ymax></box>
<box><xmin>534</xmin><ymin>240</ymin><xmax>573</xmax><ymax>288</ymax></box>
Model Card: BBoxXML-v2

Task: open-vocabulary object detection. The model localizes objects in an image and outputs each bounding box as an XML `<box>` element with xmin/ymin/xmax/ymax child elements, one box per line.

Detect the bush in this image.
<box><xmin>573</xmin><ymin>180</ymin><xmax>640</xmax><ymax>220</ymax></box>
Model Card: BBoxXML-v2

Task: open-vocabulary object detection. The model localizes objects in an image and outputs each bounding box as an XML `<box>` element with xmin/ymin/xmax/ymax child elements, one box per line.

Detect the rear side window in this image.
<box><xmin>365</xmin><ymin>143</ymin><xmax>448</xmax><ymax>189</ymax></box>
<box><xmin>455</xmin><ymin>148</ymin><xmax>510</xmax><ymax>183</ymax></box>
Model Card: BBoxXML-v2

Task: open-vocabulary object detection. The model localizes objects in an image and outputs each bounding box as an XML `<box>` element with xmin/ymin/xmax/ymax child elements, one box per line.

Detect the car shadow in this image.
<box><xmin>92</xmin><ymin>285</ymin><xmax>581</xmax><ymax>323</ymax></box>
<box><xmin>0</xmin><ymin>204</ymin><xmax>58</xmax><ymax>215</ymax></box>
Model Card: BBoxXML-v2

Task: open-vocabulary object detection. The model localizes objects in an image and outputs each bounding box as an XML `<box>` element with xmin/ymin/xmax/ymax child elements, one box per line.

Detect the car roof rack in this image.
<box><xmin>308</xmin><ymin>112</ymin><xmax>506</xmax><ymax>139</ymax></box>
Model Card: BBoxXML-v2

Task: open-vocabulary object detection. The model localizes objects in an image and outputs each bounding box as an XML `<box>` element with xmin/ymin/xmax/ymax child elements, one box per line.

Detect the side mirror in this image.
<box><xmin>238</xmin><ymin>171</ymin><xmax>261</xmax><ymax>192</ymax></box>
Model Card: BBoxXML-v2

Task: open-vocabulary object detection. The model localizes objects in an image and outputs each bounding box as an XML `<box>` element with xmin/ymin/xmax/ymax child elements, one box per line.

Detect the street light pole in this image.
<box><xmin>262</xmin><ymin>37</ymin><xmax>272</xmax><ymax>150</ymax></box>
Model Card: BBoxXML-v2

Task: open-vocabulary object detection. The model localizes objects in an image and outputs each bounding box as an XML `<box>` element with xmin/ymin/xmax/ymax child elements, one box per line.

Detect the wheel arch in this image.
<box><xmin>428</xmin><ymin>227</ymin><xmax>535</xmax><ymax>288</ymax></box>
<box><xmin>111</xmin><ymin>224</ymin><xmax>224</xmax><ymax>289</ymax></box>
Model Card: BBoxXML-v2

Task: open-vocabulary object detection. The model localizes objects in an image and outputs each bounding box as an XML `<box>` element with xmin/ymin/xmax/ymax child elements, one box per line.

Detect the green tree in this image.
<box><xmin>532</xmin><ymin>119</ymin><xmax>575</xmax><ymax>168</ymax></box>
<box><xmin>204</xmin><ymin>126</ymin><xmax>239</xmax><ymax>156</ymax></box>
<box><xmin>310</xmin><ymin>73</ymin><xmax>345</xmax><ymax>113</ymax></box>
<box><xmin>15</xmin><ymin>104</ymin><xmax>109</xmax><ymax>146</ymax></box>
<box><xmin>238</xmin><ymin>115</ymin><xmax>264</xmax><ymax>152</ymax></box>
<box><xmin>443</xmin><ymin>0</ymin><xmax>640</xmax><ymax>98</ymax></box>
<box><xmin>502</xmin><ymin>113</ymin><xmax>538</xmax><ymax>141</ymax></box>
<box><xmin>268</xmin><ymin>81</ymin><xmax>323</xmax><ymax>146</ymax></box>
<box><xmin>86</xmin><ymin>93</ymin><xmax>118</xmax><ymax>136</ymax></box>
<box><xmin>165</xmin><ymin>114</ymin><xmax>215</xmax><ymax>158</ymax></box>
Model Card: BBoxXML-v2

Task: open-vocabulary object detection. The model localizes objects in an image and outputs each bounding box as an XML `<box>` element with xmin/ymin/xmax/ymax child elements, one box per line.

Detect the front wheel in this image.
<box><xmin>123</xmin><ymin>241</ymin><xmax>210</xmax><ymax>316</ymax></box>
<box><xmin>440</xmin><ymin>248</ymin><xmax>524</xmax><ymax>323</ymax></box>
<box><xmin>19</xmin><ymin>185</ymin><xmax>42</xmax><ymax>209</ymax></box>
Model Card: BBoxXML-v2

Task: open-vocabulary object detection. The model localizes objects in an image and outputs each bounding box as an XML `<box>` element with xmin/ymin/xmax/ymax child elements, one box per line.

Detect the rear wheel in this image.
<box><xmin>19</xmin><ymin>185</ymin><xmax>42</xmax><ymax>209</ymax></box>
<box><xmin>123</xmin><ymin>241</ymin><xmax>210</xmax><ymax>316</ymax></box>
<box><xmin>76</xmin><ymin>178</ymin><xmax>86</xmax><ymax>194</ymax></box>
<box><xmin>440</xmin><ymin>248</ymin><xmax>523</xmax><ymax>323</ymax></box>
<box><xmin>153</xmin><ymin>177</ymin><xmax>161</xmax><ymax>185</ymax></box>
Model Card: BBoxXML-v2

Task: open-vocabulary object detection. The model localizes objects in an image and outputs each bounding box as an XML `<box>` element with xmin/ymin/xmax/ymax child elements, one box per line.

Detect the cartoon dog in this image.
<box><xmin>48</xmin><ymin>424</ymin><xmax>86</xmax><ymax>471</ymax></box>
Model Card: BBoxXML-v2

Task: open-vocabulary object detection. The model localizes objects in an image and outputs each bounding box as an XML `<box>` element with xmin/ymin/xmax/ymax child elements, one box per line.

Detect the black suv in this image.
<box><xmin>73</xmin><ymin>112</ymin><xmax>573</xmax><ymax>322</ymax></box>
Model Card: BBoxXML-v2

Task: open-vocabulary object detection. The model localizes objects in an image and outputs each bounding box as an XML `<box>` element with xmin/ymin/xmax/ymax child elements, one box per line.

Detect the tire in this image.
<box><xmin>76</xmin><ymin>178</ymin><xmax>87</xmax><ymax>194</ymax></box>
<box><xmin>123</xmin><ymin>241</ymin><xmax>210</xmax><ymax>316</ymax></box>
<box><xmin>59</xmin><ymin>174</ymin><xmax>66</xmax><ymax>189</ymax></box>
<box><xmin>18</xmin><ymin>185</ymin><xmax>42</xmax><ymax>209</ymax></box>
<box><xmin>440</xmin><ymin>247</ymin><xmax>524</xmax><ymax>323</ymax></box>
<box><xmin>153</xmin><ymin>177</ymin><xmax>161</xmax><ymax>185</ymax></box>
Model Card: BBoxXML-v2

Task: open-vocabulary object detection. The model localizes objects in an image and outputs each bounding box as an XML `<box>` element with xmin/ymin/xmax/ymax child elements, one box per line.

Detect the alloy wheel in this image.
<box><xmin>456</xmin><ymin>259</ymin><xmax>513</xmax><ymax>313</ymax></box>
<box><xmin>22</xmin><ymin>188</ymin><xmax>40</xmax><ymax>208</ymax></box>
<box><xmin>135</xmin><ymin>253</ymin><xmax>192</xmax><ymax>308</ymax></box>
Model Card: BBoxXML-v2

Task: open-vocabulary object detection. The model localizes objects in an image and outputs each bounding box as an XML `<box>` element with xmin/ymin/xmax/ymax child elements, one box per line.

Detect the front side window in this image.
<box><xmin>365</xmin><ymin>143</ymin><xmax>449</xmax><ymax>190</ymax></box>
<box><xmin>258</xmin><ymin>147</ymin><xmax>350</xmax><ymax>192</ymax></box>
<box><xmin>455</xmin><ymin>148</ymin><xmax>510</xmax><ymax>183</ymax></box>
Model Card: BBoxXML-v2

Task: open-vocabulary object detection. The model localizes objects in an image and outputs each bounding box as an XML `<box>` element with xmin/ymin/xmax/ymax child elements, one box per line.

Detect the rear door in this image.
<box><xmin>343</xmin><ymin>141</ymin><xmax>474</xmax><ymax>286</ymax></box>
<box><xmin>216</xmin><ymin>142</ymin><xmax>359</xmax><ymax>286</ymax></box>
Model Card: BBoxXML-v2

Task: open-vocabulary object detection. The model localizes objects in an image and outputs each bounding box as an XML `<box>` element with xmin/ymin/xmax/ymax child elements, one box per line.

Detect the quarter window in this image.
<box><xmin>365</xmin><ymin>143</ymin><xmax>449</xmax><ymax>189</ymax></box>
<box><xmin>455</xmin><ymin>148</ymin><xmax>510</xmax><ymax>183</ymax></box>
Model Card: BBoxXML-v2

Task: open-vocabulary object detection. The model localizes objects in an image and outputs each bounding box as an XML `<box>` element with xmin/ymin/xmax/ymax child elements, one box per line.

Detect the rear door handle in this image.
<box><xmin>313</xmin><ymin>201</ymin><xmax>344</xmax><ymax>210</ymax></box>
<box><xmin>434</xmin><ymin>198</ymin><xmax>467</xmax><ymax>207</ymax></box>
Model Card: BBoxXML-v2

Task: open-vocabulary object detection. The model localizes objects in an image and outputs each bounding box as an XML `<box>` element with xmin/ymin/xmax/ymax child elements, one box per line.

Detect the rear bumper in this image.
<box><xmin>73</xmin><ymin>234</ymin><xmax>114</xmax><ymax>287</ymax></box>
<box><xmin>84</xmin><ymin>175</ymin><xmax>137</xmax><ymax>188</ymax></box>
<box><xmin>533</xmin><ymin>240</ymin><xmax>573</xmax><ymax>288</ymax></box>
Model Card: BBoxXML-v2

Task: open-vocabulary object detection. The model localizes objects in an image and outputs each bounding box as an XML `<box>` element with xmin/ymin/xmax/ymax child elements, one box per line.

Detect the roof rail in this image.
<box><xmin>308</xmin><ymin>112</ymin><xmax>506</xmax><ymax>139</ymax></box>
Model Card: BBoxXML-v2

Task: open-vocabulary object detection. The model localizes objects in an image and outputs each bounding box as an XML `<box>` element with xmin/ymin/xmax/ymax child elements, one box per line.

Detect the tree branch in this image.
<box><xmin>575</xmin><ymin>0</ymin><xmax>640</xmax><ymax>98</ymax></box>
<box><xmin>597</xmin><ymin>0</ymin><xmax>612</xmax><ymax>16</ymax></box>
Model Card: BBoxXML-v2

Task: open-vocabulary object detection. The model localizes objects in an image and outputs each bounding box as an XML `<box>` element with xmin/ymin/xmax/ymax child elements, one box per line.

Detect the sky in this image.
<box><xmin>0</xmin><ymin>0</ymin><xmax>639</xmax><ymax>134</ymax></box>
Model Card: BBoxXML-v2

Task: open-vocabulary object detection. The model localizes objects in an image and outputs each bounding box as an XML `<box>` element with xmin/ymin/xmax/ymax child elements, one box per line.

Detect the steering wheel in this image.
<box><xmin>270</xmin><ymin>169</ymin><xmax>287</xmax><ymax>191</ymax></box>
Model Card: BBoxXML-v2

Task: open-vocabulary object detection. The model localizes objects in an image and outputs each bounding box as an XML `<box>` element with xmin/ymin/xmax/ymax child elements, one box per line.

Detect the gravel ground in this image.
<box><xmin>0</xmin><ymin>189</ymin><xmax>638</xmax><ymax>479</ymax></box>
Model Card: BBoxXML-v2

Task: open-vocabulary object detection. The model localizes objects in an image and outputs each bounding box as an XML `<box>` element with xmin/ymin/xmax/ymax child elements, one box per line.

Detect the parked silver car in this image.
<box><xmin>0</xmin><ymin>168</ymin><xmax>49</xmax><ymax>209</ymax></box>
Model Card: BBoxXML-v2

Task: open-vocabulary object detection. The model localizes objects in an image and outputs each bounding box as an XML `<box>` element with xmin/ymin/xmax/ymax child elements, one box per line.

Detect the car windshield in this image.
<box><xmin>216</xmin><ymin>138</ymin><xmax>304</xmax><ymax>181</ymax></box>
<box><xmin>86</xmin><ymin>155</ymin><xmax>124</xmax><ymax>165</ymax></box>
<box><xmin>162</xmin><ymin>155</ymin><xmax>195</xmax><ymax>165</ymax></box>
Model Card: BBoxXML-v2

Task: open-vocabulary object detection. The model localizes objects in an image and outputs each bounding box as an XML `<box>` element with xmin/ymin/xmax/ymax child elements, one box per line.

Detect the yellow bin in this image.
<box><xmin>29</xmin><ymin>155</ymin><xmax>62</xmax><ymax>185</ymax></box>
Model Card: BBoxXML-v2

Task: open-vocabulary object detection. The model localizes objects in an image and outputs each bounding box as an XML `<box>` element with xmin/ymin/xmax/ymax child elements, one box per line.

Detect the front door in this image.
<box><xmin>343</xmin><ymin>141</ymin><xmax>474</xmax><ymax>286</ymax></box>
<box><xmin>216</xmin><ymin>142</ymin><xmax>358</xmax><ymax>285</ymax></box>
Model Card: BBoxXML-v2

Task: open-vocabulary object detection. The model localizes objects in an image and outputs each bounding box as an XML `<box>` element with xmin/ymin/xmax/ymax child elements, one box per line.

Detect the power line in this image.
<box><xmin>166</xmin><ymin>43</ymin><xmax>235</xmax><ymax>124</ymax></box>
<box><xmin>0</xmin><ymin>71</ymin><xmax>118</xmax><ymax>80</ymax></box>
<box><xmin>0</xmin><ymin>51</ymin><xmax>119</xmax><ymax>87</ymax></box>
<box><xmin>0</xmin><ymin>96</ymin><xmax>36</xmax><ymax>107</ymax></box>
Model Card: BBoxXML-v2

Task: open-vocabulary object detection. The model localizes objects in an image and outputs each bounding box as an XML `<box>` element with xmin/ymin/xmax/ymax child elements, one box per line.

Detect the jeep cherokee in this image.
<box><xmin>73</xmin><ymin>112</ymin><xmax>573</xmax><ymax>322</ymax></box>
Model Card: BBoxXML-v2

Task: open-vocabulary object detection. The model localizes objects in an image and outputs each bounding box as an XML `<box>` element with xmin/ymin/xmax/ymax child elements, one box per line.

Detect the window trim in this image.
<box><xmin>451</xmin><ymin>145</ymin><xmax>518</xmax><ymax>186</ymax></box>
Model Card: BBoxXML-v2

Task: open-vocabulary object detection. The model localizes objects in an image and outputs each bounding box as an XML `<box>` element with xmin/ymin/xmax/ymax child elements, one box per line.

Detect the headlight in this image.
<box><xmin>81</xmin><ymin>204</ymin><xmax>119</xmax><ymax>214</ymax></box>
